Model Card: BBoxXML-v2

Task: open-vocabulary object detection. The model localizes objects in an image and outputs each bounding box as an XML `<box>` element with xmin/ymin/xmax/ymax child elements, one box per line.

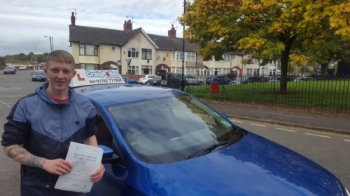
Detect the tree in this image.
<box><xmin>181</xmin><ymin>0</ymin><xmax>348</xmax><ymax>92</ymax></box>
<box><xmin>0</xmin><ymin>57</ymin><xmax>6</xmax><ymax>67</ymax></box>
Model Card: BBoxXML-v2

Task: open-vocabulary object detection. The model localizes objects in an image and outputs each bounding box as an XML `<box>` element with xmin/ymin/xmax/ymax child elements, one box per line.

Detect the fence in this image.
<box><xmin>161</xmin><ymin>74</ymin><xmax>350</xmax><ymax>115</ymax></box>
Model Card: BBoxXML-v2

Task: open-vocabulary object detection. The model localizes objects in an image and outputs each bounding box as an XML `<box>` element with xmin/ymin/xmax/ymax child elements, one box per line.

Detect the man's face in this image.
<box><xmin>44</xmin><ymin>61</ymin><xmax>76</xmax><ymax>92</ymax></box>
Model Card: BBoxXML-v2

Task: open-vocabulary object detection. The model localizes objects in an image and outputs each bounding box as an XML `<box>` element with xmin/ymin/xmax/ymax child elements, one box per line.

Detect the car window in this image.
<box><xmin>107</xmin><ymin>95</ymin><xmax>240</xmax><ymax>164</ymax></box>
<box><xmin>149</xmin><ymin>76</ymin><xmax>154</xmax><ymax>79</ymax></box>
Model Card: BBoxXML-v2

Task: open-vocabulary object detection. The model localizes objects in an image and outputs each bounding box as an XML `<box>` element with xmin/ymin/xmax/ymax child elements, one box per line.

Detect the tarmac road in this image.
<box><xmin>0</xmin><ymin>70</ymin><xmax>40</xmax><ymax>196</ymax></box>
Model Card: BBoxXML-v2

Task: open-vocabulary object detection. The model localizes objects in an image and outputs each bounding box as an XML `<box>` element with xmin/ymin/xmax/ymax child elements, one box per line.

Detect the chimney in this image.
<box><xmin>124</xmin><ymin>20</ymin><xmax>133</xmax><ymax>32</ymax></box>
<box><xmin>71</xmin><ymin>12</ymin><xmax>75</xmax><ymax>27</ymax></box>
<box><xmin>168</xmin><ymin>24</ymin><xmax>176</xmax><ymax>38</ymax></box>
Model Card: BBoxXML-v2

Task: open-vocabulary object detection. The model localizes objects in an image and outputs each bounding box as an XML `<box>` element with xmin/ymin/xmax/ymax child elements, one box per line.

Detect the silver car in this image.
<box><xmin>185</xmin><ymin>75</ymin><xmax>203</xmax><ymax>85</ymax></box>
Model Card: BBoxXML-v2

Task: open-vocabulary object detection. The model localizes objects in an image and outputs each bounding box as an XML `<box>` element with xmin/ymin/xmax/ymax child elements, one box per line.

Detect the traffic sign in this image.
<box><xmin>126</xmin><ymin>58</ymin><xmax>132</xmax><ymax>66</ymax></box>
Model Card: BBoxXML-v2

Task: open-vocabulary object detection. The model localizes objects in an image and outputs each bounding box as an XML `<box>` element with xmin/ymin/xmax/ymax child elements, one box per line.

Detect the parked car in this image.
<box><xmin>206</xmin><ymin>76</ymin><xmax>232</xmax><ymax>85</ymax></box>
<box><xmin>146</xmin><ymin>78</ymin><xmax>161</xmax><ymax>86</ymax></box>
<box><xmin>3</xmin><ymin>66</ymin><xmax>16</xmax><ymax>74</ymax></box>
<box><xmin>19</xmin><ymin>65</ymin><xmax>27</xmax><ymax>70</ymax></box>
<box><xmin>185</xmin><ymin>75</ymin><xmax>203</xmax><ymax>85</ymax></box>
<box><xmin>123</xmin><ymin>77</ymin><xmax>139</xmax><ymax>84</ymax></box>
<box><xmin>247</xmin><ymin>76</ymin><xmax>264</xmax><ymax>83</ymax></box>
<box><xmin>64</xmin><ymin>70</ymin><xmax>350</xmax><ymax>196</ymax></box>
<box><xmin>138</xmin><ymin>75</ymin><xmax>160</xmax><ymax>84</ymax></box>
<box><xmin>31</xmin><ymin>70</ymin><xmax>47</xmax><ymax>81</ymax></box>
<box><xmin>294</xmin><ymin>76</ymin><xmax>314</xmax><ymax>82</ymax></box>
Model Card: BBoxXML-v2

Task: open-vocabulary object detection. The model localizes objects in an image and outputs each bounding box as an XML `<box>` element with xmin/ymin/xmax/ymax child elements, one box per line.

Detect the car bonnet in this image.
<box><xmin>145</xmin><ymin>133</ymin><xmax>345</xmax><ymax>196</ymax></box>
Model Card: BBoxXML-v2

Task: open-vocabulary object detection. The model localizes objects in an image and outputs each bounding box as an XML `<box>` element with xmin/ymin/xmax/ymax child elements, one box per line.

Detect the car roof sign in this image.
<box><xmin>70</xmin><ymin>69</ymin><xmax>125</xmax><ymax>87</ymax></box>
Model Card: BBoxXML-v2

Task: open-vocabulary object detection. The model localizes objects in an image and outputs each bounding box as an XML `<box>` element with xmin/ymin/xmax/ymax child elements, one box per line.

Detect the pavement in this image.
<box><xmin>207</xmin><ymin>101</ymin><xmax>350</xmax><ymax>135</ymax></box>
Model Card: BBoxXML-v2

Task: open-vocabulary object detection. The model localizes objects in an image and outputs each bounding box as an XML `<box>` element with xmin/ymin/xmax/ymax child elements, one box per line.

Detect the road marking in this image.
<box><xmin>0</xmin><ymin>87</ymin><xmax>22</xmax><ymax>90</ymax></box>
<box><xmin>250</xmin><ymin>123</ymin><xmax>265</xmax><ymax>127</ymax></box>
<box><xmin>276</xmin><ymin>128</ymin><xmax>296</xmax><ymax>132</ymax></box>
<box><xmin>344</xmin><ymin>139</ymin><xmax>350</xmax><ymax>142</ymax></box>
<box><xmin>305</xmin><ymin>133</ymin><xmax>331</xmax><ymax>138</ymax></box>
<box><xmin>230</xmin><ymin>120</ymin><xmax>243</xmax><ymax>123</ymax></box>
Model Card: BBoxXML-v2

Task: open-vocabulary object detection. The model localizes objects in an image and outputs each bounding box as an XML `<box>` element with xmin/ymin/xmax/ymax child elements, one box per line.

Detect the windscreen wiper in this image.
<box><xmin>187</xmin><ymin>136</ymin><xmax>239</xmax><ymax>159</ymax></box>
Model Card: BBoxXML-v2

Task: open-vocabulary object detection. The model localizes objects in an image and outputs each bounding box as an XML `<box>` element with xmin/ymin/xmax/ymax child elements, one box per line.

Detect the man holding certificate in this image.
<box><xmin>1</xmin><ymin>50</ymin><xmax>105</xmax><ymax>195</ymax></box>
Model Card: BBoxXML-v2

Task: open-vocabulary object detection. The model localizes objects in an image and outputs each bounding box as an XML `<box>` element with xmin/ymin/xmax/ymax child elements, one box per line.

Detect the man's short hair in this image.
<box><xmin>45</xmin><ymin>50</ymin><xmax>75</xmax><ymax>68</ymax></box>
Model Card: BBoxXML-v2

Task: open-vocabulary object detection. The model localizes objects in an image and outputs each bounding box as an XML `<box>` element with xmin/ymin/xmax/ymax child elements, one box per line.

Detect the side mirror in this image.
<box><xmin>98</xmin><ymin>145</ymin><xmax>119</xmax><ymax>164</ymax></box>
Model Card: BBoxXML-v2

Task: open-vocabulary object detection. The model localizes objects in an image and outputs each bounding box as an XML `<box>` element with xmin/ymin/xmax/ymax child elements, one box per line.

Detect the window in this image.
<box><xmin>247</xmin><ymin>68</ymin><xmax>253</xmax><ymax>75</ymax></box>
<box><xmin>223</xmin><ymin>68</ymin><xmax>230</xmax><ymax>74</ymax></box>
<box><xmin>253</xmin><ymin>69</ymin><xmax>259</xmax><ymax>76</ymax></box>
<box><xmin>142</xmin><ymin>49</ymin><xmax>152</xmax><ymax>60</ymax></box>
<box><xmin>270</xmin><ymin>69</ymin><xmax>276</xmax><ymax>76</ymax></box>
<box><xmin>128</xmin><ymin>65</ymin><xmax>139</xmax><ymax>74</ymax></box>
<box><xmin>186</xmin><ymin>53</ymin><xmax>196</xmax><ymax>62</ymax></box>
<box><xmin>79</xmin><ymin>44</ymin><xmax>98</xmax><ymax>56</ymax></box>
<box><xmin>80</xmin><ymin>64</ymin><xmax>96</xmax><ymax>70</ymax></box>
<box><xmin>172</xmin><ymin>52</ymin><xmax>182</xmax><ymax>61</ymax></box>
<box><xmin>171</xmin><ymin>67</ymin><xmax>183</xmax><ymax>74</ymax></box>
<box><xmin>171</xmin><ymin>51</ymin><xmax>196</xmax><ymax>62</ymax></box>
<box><xmin>187</xmin><ymin>68</ymin><xmax>195</xmax><ymax>75</ymax></box>
<box><xmin>223</xmin><ymin>54</ymin><xmax>231</xmax><ymax>62</ymax></box>
<box><xmin>128</xmin><ymin>48</ymin><xmax>139</xmax><ymax>58</ymax></box>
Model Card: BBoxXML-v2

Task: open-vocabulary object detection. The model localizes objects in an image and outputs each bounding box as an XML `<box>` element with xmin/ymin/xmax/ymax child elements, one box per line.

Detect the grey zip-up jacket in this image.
<box><xmin>1</xmin><ymin>83</ymin><xmax>96</xmax><ymax>195</ymax></box>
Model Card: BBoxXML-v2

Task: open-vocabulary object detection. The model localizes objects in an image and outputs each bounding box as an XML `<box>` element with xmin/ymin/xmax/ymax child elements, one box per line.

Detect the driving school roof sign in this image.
<box><xmin>70</xmin><ymin>69</ymin><xmax>125</xmax><ymax>87</ymax></box>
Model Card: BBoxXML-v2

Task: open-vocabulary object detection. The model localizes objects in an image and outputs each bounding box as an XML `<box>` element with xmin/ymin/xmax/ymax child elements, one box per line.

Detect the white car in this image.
<box><xmin>138</xmin><ymin>75</ymin><xmax>160</xmax><ymax>84</ymax></box>
<box><xmin>185</xmin><ymin>75</ymin><xmax>203</xmax><ymax>85</ymax></box>
<box><xmin>19</xmin><ymin>65</ymin><xmax>27</xmax><ymax>70</ymax></box>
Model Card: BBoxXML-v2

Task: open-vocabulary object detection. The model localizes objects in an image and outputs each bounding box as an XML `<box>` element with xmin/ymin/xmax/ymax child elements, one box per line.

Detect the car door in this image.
<box><xmin>88</xmin><ymin>106</ymin><xmax>147</xmax><ymax>196</ymax></box>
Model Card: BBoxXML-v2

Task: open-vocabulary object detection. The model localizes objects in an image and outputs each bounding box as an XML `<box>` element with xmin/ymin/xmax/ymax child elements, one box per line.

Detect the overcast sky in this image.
<box><xmin>0</xmin><ymin>0</ymin><xmax>185</xmax><ymax>56</ymax></box>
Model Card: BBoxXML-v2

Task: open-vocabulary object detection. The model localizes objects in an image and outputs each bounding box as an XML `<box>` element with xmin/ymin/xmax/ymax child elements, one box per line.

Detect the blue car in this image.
<box><xmin>123</xmin><ymin>77</ymin><xmax>138</xmax><ymax>84</ymax></box>
<box><xmin>70</xmin><ymin>70</ymin><xmax>349</xmax><ymax>196</ymax></box>
<box><xmin>206</xmin><ymin>76</ymin><xmax>233</xmax><ymax>85</ymax></box>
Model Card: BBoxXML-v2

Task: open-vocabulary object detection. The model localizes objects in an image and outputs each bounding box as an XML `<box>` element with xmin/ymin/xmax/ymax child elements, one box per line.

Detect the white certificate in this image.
<box><xmin>54</xmin><ymin>142</ymin><xmax>103</xmax><ymax>193</ymax></box>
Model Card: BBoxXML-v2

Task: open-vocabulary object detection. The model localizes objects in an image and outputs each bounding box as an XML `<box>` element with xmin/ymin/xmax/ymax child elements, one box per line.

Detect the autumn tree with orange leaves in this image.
<box><xmin>180</xmin><ymin>0</ymin><xmax>350</xmax><ymax>93</ymax></box>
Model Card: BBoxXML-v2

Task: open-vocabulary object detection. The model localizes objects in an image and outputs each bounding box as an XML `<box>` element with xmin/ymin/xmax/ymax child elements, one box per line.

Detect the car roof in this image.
<box><xmin>73</xmin><ymin>84</ymin><xmax>185</xmax><ymax>106</ymax></box>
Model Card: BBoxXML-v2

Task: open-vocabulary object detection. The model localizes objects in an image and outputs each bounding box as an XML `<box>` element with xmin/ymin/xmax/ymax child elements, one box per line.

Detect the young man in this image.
<box><xmin>1</xmin><ymin>50</ymin><xmax>105</xmax><ymax>195</ymax></box>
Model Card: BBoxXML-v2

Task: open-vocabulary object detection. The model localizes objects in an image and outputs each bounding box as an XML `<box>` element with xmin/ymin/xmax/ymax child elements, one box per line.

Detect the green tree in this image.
<box><xmin>0</xmin><ymin>57</ymin><xmax>6</xmax><ymax>67</ymax></box>
<box><xmin>181</xmin><ymin>0</ymin><xmax>348</xmax><ymax>92</ymax></box>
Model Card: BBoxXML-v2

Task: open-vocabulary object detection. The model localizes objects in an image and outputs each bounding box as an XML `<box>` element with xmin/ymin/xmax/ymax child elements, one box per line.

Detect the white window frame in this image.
<box><xmin>128</xmin><ymin>65</ymin><xmax>139</xmax><ymax>74</ymax></box>
<box><xmin>171</xmin><ymin>51</ymin><xmax>196</xmax><ymax>62</ymax></box>
<box><xmin>223</xmin><ymin>54</ymin><xmax>231</xmax><ymax>62</ymax></box>
<box><xmin>247</xmin><ymin>68</ymin><xmax>253</xmax><ymax>76</ymax></box>
<box><xmin>128</xmin><ymin>48</ymin><xmax>139</xmax><ymax>58</ymax></box>
<box><xmin>141</xmin><ymin>49</ymin><xmax>152</xmax><ymax>60</ymax></box>
<box><xmin>79</xmin><ymin>44</ymin><xmax>98</xmax><ymax>56</ymax></box>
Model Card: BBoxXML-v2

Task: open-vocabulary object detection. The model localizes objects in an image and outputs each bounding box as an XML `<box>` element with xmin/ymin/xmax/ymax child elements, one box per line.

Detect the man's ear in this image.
<box><xmin>44</xmin><ymin>67</ymin><xmax>48</xmax><ymax>74</ymax></box>
<box><xmin>73</xmin><ymin>70</ymin><xmax>77</xmax><ymax>77</ymax></box>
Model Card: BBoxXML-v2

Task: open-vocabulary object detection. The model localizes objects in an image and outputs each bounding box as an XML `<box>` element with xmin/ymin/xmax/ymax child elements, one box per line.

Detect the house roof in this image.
<box><xmin>69</xmin><ymin>25</ymin><xmax>199</xmax><ymax>52</ymax></box>
<box><xmin>147</xmin><ymin>34</ymin><xmax>199</xmax><ymax>52</ymax></box>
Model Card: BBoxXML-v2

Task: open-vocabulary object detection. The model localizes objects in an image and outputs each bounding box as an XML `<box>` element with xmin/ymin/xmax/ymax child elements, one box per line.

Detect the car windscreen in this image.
<box><xmin>33</xmin><ymin>71</ymin><xmax>45</xmax><ymax>75</ymax></box>
<box><xmin>107</xmin><ymin>95</ymin><xmax>242</xmax><ymax>164</ymax></box>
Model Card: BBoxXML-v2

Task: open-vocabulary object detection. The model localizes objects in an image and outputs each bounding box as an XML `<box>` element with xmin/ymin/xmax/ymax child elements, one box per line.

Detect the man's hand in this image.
<box><xmin>42</xmin><ymin>159</ymin><xmax>73</xmax><ymax>176</ymax></box>
<box><xmin>91</xmin><ymin>164</ymin><xmax>105</xmax><ymax>183</ymax></box>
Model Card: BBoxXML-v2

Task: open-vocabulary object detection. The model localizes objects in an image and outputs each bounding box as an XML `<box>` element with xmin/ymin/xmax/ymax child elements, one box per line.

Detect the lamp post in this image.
<box><xmin>44</xmin><ymin>36</ymin><xmax>54</xmax><ymax>52</ymax></box>
<box><xmin>181</xmin><ymin>0</ymin><xmax>186</xmax><ymax>91</ymax></box>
